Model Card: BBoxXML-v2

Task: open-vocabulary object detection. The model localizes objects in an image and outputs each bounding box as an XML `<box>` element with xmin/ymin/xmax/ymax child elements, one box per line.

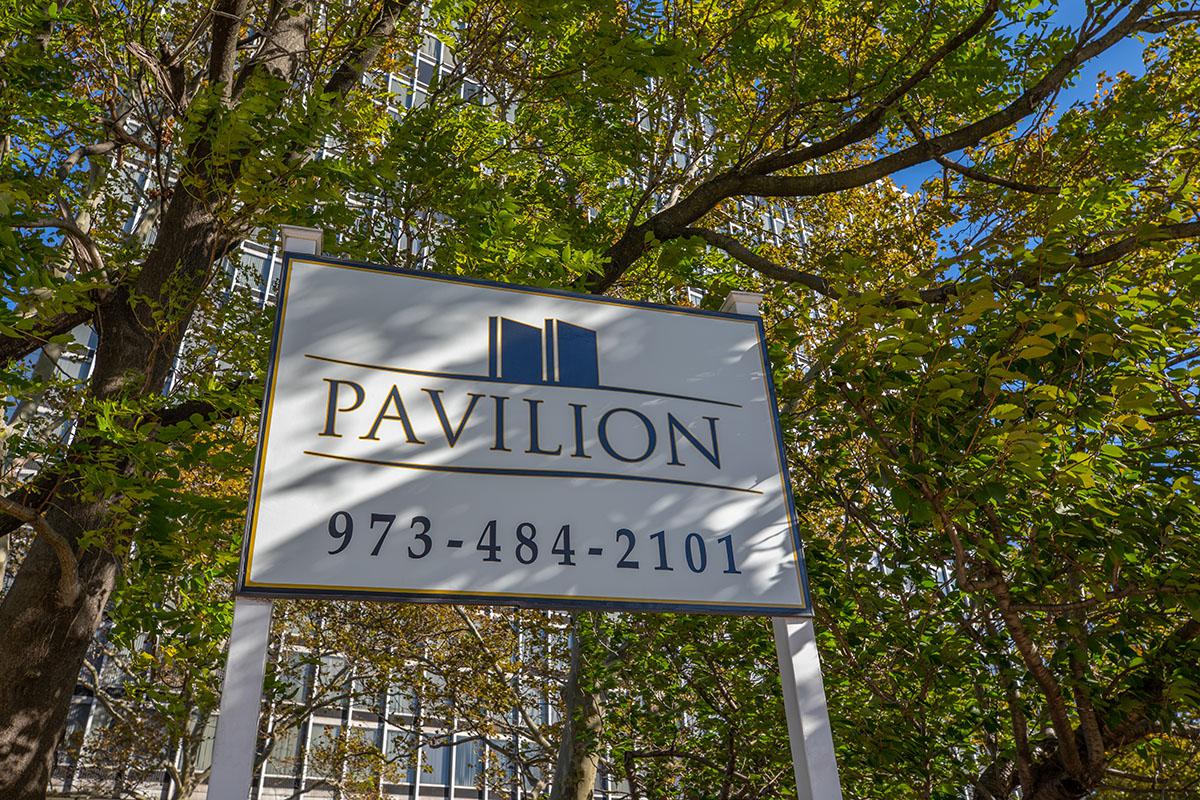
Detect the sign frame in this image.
<box><xmin>236</xmin><ymin>252</ymin><xmax>812</xmax><ymax>616</ymax></box>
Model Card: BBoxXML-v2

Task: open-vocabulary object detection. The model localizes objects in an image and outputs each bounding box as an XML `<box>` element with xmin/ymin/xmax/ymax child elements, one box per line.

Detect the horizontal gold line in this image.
<box><xmin>302</xmin><ymin>450</ymin><xmax>764</xmax><ymax>495</ymax></box>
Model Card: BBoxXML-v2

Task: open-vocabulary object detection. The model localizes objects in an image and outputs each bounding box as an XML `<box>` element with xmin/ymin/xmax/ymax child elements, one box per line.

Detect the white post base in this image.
<box><xmin>773</xmin><ymin>616</ymin><xmax>843</xmax><ymax>800</ymax></box>
<box><xmin>208</xmin><ymin>595</ymin><xmax>273</xmax><ymax>800</ymax></box>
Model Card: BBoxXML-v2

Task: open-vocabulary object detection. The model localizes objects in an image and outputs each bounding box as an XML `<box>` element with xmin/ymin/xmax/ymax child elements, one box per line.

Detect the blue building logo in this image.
<box><xmin>487</xmin><ymin>317</ymin><xmax>599</xmax><ymax>388</ymax></box>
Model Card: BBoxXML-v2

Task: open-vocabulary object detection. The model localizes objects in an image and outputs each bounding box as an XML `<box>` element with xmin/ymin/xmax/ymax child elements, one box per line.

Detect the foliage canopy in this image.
<box><xmin>1</xmin><ymin>1</ymin><xmax>1199</xmax><ymax>798</ymax></box>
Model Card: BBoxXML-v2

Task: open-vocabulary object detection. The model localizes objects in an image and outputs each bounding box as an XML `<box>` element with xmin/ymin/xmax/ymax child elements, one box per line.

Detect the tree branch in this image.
<box><xmin>626</xmin><ymin>748</ymin><xmax>755</xmax><ymax>784</ymax></box>
<box><xmin>0</xmin><ymin>305</ymin><xmax>94</xmax><ymax>365</ymax></box>
<box><xmin>0</xmin><ymin>495</ymin><xmax>78</xmax><ymax>605</ymax></box>
<box><xmin>679</xmin><ymin>227</ymin><xmax>837</xmax><ymax>297</ymax></box>
<box><xmin>749</xmin><ymin>0</ymin><xmax>1002</xmax><ymax>176</ymax></box>
<box><xmin>739</xmin><ymin>1</ymin><xmax>1155</xmax><ymax>199</ymax></box>
<box><xmin>1074</xmin><ymin>220</ymin><xmax>1200</xmax><ymax>269</ymax></box>
<box><xmin>1136</xmin><ymin>10</ymin><xmax>1200</xmax><ymax>34</ymax></box>
<box><xmin>972</xmin><ymin>621</ymin><xmax>1200</xmax><ymax>798</ymax></box>
<box><xmin>452</xmin><ymin>606</ymin><xmax>556</xmax><ymax>753</ymax></box>
<box><xmin>152</xmin><ymin>385</ymin><xmax>254</xmax><ymax>428</ymax></box>
<box><xmin>57</xmin><ymin>141</ymin><xmax>120</xmax><ymax>179</ymax></box>
<box><xmin>989</xmin><ymin>575</ymin><xmax>1086</xmax><ymax>778</ymax></box>
<box><xmin>899</xmin><ymin>106</ymin><xmax>1059</xmax><ymax>195</ymax></box>
<box><xmin>231</xmin><ymin>0</ymin><xmax>311</xmax><ymax>99</ymax></box>
<box><xmin>695</xmin><ymin>216</ymin><xmax>1199</xmax><ymax>309</ymax></box>
<box><xmin>209</xmin><ymin>0</ymin><xmax>249</xmax><ymax>96</ymax></box>
<box><xmin>0</xmin><ymin>467</ymin><xmax>64</xmax><ymax>538</ymax></box>
<box><xmin>934</xmin><ymin>153</ymin><xmax>1060</xmax><ymax>195</ymax></box>
<box><xmin>13</xmin><ymin>216</ymin><xmax>106</xmax><ymax>271</ymax></box>
<box><xmin>323</xmin><ymin>0</ymin><xmax>416</xmax><ymax>97</ymax></box>
<box><xmin>1004</xmin><ymin>681</ymin><xmax>1034</xmax><ymax>795</ymax></box>
<box><xmin>592</xmin><ymin>0</ymin><xmax>1160</xmax><ymax>291</ymax></box>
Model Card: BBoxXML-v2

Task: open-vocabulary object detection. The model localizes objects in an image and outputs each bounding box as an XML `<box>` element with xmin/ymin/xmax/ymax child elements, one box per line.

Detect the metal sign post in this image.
<box><xmin>719</xmin><ymin>292</ymin><xmax>843</xmax><ymax>800</ymax></box>
<box><xmin>210</xmin><ymin>227</ymin><xmax>324</xmax><ymax>800</ymax></box>
<box><xmin>208</xmin><ymin>595</ymin><xmax>272</xmax><ymax>800</ymax></box>
<box><xmin>773</xmin><ymin>617</ymin><xmax>844</xmax><ymax>800</ymax></box>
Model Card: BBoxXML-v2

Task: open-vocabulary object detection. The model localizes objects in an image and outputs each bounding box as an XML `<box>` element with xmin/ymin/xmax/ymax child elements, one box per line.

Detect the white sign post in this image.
<box><xmin>774</xmin><ymin>617</ymin><xmax>844</xmax><ymax>799</ymax></box>
<box><xmin>719</xmin><ymin>292</ymin><xmax>843</xmax><ymax>800</ymax></box>
<box><xmin>210</xmin><ymin>227</ymin><xmax>323</xmax><ymax>800</ymax></box>
<box><xmin>207</xmin><ymin>595</ymin><xmax>272</xmax><ymax>800</ymax></box>
<box><xmin>210</xmin><ymin>251</ymin><xmax>841</xmax><ymax>798</ymax></box>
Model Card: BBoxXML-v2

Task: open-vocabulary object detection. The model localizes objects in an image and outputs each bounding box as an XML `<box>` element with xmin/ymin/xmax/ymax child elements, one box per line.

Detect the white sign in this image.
<box><xmin>239</xmin><ymin>256</ymin><xmax>810</xmax><ymax>615</ymax></box>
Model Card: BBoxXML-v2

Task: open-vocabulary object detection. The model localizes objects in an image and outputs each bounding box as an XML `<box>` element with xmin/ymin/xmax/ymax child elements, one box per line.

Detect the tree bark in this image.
<box><xmin>550</xmin><ymin>615</ymin><xmax>602</xmax><ymax>800</ymax></box>
<box><xmin>0</xmin><ymin>187</ymin><xmax>224</xmax><ymax>798</ymax></box>
<box><xmin>0</xmin><ymin>509</ymin><xmax>118</xmax><ymax>798</ymax></box>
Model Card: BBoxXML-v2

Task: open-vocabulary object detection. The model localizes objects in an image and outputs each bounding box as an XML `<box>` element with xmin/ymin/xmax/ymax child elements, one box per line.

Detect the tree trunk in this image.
<box><xmin>550</xmin><ymin>615</ymin><xmax>602</xmax><ymax>800</ymax></box>
<box><xmin>0</xmin><ymin>188</ymin><xmax>223</xmax><ymax>798</ymax></box>
<box><xmin>0</xmin><ymin>508</ymin><xmax>118</xmax><ymax>798</ymax></box>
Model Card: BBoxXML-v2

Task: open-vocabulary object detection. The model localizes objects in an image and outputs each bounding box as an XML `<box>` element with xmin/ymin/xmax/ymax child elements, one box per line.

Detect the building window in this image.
<box><xmin>421</xmin><ymin>34</ymin><xmax>441</xmax><ymax>60</ymax></box>
<box><xmin>387</xmin><ymin>684</ymin><xmax>415</xmax><ymax>718</ymax></box>
<box><xmin>316</xmin><ymin>655</ymin><xmax>348</xmax><ymax>695</ymax></box>
<box><xmin>454</xmin><ymin>737</ymin><xmax>483</xmax><ymax>787</ymax></box>
<box><xmin>346</xmin><ymin>725</ymin><xmax>381</xmax><ymax>772</ymax></box>
<box><xmin>420</xmin><ymin>740</ymin><xmax>451</xmax><ymax>785</ymax></box>
<box><xmin>194</xmin><ymin>715</ymin><xmax>218</xmax><ymax>773</ymax></box>
<box><xmin>307</xmin><ymin>721</ymin><xmax>343</xmax><ymax>778</ymax></box>
<box><xmin>281</xmin><ymin>653</ymin><xmax>313</xmax><ymax>704</ymax></box>
<box><xmin>493</xmin><ymin>745</ymin><xmax>518</xmax><ymax>788</ymax></box>
<box><xmin>416</xmin><ymin>58</ymin><xmax>436</xmax><ymax>87</ymax></box>
<box><xmin>384</xmin><ymin>728</ymin><xmax>416</xmax><ymax>785</ymax></box>
<box><xmin>63</xmin><ymin>699</ymin><xmax>90</xmax><ymax>745</ymax></box>
<box><xmin>264</xmin><ymin>723</ymin><xmax>302</xmax><ymax>778</ymax></box>
<box><xmin>88</xmin><ymin>703</ymin><xmax>112</xmax><ymax>736</ymax></box>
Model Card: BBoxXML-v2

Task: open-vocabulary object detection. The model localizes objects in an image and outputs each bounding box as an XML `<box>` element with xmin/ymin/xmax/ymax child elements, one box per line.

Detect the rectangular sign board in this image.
<box><xmin>238</xmin><ymin>255</ymin><xmax>810</xmax><ymax>615</ymax></box>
